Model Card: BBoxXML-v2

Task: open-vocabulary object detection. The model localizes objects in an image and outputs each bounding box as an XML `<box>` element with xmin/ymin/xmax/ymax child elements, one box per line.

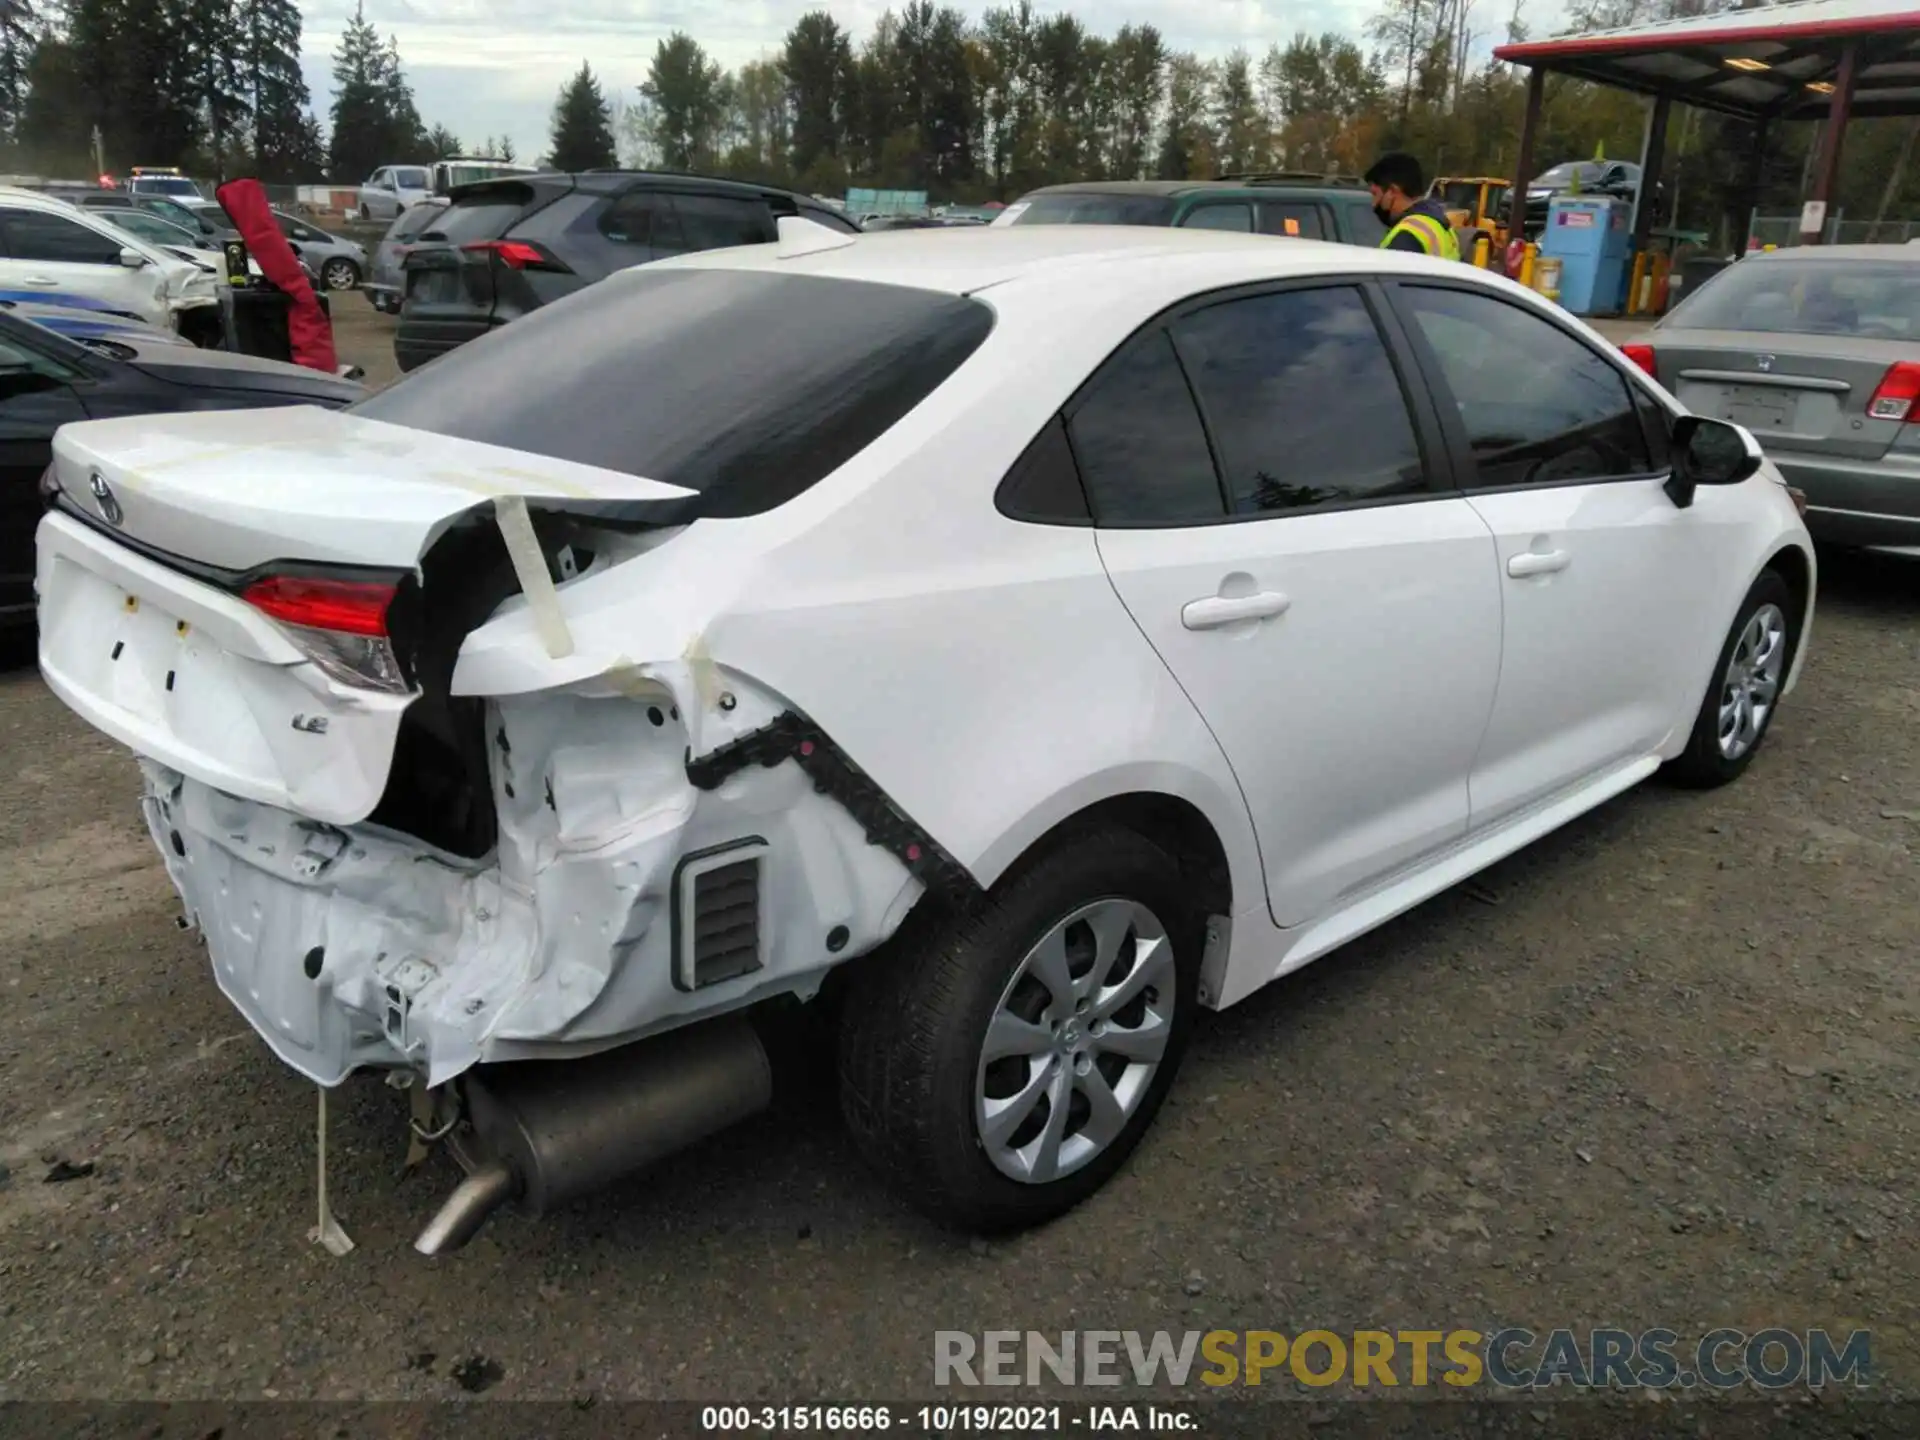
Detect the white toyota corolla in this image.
<box><xmin>36</xmin><ymin>221</ymin><xmax>1814</xmax><ymax>1252</ymax></box>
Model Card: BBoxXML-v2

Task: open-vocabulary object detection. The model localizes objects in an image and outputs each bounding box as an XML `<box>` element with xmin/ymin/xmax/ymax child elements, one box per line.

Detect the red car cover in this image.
<box><xmin>215</xmin><ymin>178</ymin><xmax>338</xmax><ymax>374</ymax></box>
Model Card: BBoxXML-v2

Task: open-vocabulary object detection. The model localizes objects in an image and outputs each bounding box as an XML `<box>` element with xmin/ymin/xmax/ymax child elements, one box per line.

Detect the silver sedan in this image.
<box><xmin>1630</xmin><ymin>244</ymin><xmax>1920</xmax><ymax>554</ymax></box>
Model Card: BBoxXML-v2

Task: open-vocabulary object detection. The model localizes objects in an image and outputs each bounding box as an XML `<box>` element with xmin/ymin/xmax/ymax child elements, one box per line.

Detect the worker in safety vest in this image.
<box><xmin>1364</xmin><ymin>152</ymin><xmax>1461</xmax><ymax>261</ymax></box>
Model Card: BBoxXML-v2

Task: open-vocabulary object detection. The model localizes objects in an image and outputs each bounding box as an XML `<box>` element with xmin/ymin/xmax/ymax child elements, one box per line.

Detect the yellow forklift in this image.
<box><xmin>1430</xmin><ymin>176</ymin><xmax>1511</xmax><ymax>266</ymax></box>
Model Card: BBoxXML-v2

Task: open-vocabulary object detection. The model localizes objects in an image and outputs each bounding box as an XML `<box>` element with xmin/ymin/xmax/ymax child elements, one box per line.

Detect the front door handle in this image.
<box><xmin>1181</xmin><ymin>591</ymin><xmax>1291</xmax><ymax>630</ymax></box>
<box><xmin>1507</xmin><ymin>549</ymin><xmax>1570</xmax><ymax>578</ymax></box>
<box><xmin>22</xmin><ymin>276</ymin><xmax>57</xmax><ymax>287</ymax></box>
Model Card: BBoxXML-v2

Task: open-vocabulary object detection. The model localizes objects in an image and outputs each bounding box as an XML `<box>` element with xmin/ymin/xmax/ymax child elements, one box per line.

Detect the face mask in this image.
<box><xmin>1373</xmin><ymin>201</ymin><xmax>1395</xmax><ymax>226</ymax></box>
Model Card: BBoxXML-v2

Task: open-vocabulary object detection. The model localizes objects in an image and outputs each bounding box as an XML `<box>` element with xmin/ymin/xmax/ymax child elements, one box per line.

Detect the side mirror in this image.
<box><xmin>1665</xmin><ymin>414</ymin><xmax>1764</xmax><ymax>508</ymax></box>
<box><xmin>118</xmin><ymin>247</ymin><xmax>147</xmax><ymax>268</ymax></box>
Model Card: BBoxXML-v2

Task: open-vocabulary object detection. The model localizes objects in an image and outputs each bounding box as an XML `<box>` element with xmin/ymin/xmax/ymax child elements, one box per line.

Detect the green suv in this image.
<box><xmin>997</xmin><ymin>176</ymin><xmax>1388</xmax><ymax>247</ymax></box>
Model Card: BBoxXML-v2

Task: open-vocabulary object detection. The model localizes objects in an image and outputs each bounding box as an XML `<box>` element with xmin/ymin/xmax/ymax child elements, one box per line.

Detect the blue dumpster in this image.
<box><xmin>1539</xmin><ymin>195</ymin><xmax>1632</xmax><ymax>316</ymax></box>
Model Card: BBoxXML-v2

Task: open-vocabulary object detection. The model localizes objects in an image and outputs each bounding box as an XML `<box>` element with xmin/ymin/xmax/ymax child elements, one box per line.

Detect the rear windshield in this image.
<box><xmin>136</xmin><ymin>176</ymin><xmax>199</xmax><ymax>197</ymax></box>
<box><xmin>1011</xmin><ymin>193</ymin><xmax>1178</xmax><ymax>227</ymax></box>
<box><xmin>1663</xmin><ymin>258</ymin><xmax>1920</xmax><ymax>339</ymax></box>
<box><xmin>427</xmin><ymin>189</ymin><xmax>529</xmax><ymax>242</ymax></box>
<box><xmin>351</xmin><ymin>268</ymin><xmax>996</xmax><ymax>517</ymax></box>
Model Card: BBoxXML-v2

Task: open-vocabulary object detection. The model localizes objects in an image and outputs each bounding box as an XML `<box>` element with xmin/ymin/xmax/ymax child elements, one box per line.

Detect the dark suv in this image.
<box><xmin>1001</xmin><ymin>177</ymin><xmax>1389</xmax><ymax>246</ymax></box>
<box><xmin>394</xmin><ymin>170</ymin><xmax>860</xmax><ymax>371</ymax></box>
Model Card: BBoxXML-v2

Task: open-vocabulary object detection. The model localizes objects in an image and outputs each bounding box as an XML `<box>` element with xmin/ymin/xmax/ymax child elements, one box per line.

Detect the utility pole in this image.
<box><xmin>91</xmin><ymin>124</ymin><xmax>104</xmax><ymax>180</ymax></box>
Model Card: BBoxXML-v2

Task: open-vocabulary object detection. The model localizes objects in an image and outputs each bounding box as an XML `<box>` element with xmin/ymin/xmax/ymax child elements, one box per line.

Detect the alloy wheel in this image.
<box><xmin>323</xmin><ymin>259</ymin><xmax>358</xmax><ymax>291</ymax></box>
<box><xmin>975</xmin><ymin>897</ymin><xmax>1175</xmax><ymax>1184</ymax></box>
<box><xmin>1717</xmin><ymin>601</ymin><xmax>1787</xmax><ymax>760</ymax></box>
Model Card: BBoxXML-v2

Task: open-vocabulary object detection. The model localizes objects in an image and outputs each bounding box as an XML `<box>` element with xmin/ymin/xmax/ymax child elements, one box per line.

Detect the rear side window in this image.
<box><xmin>1259</xmin><ymin>201</ymin><xmax>1326</xmax><ymax>239</ymax></box>
<box><xmin>1065</xmin><ymin>330</ymin><xmax>1223</xmax><ymax>526</ymax></box>
<box><xmin>672</xmin><ymin>194</ymin><xmax>776</xmax><ymax>252</ymax></box>
<box><xmin>396</xmin><ymin>168</ymin><xmax>430</xmax><ymax>190</ymax></box>
<box><xmin>599</xmin><ymin>189</ymin><xmax>681</xmax><ymax>251</ymax></box>
<box><xmin>352</xmin><ymin>268</ymin><xmax>995</xmax><ymax>517</ymax></box>
<box><xmin>1172</xmin><ymin>287</ymin><xmax>1427</xmax><ymax>514</ymax></box>
<box><xmin>389</xmin><ymin>202</ymin><xmax>447</xmax><ymax>241</ymax></box>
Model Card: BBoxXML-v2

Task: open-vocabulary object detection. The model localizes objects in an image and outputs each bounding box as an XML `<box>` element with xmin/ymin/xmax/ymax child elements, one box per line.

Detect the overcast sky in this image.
<box><xmin>295</xmin><ymin>0</ymin><xmax>1571</xmax><ymax>174</ymax></box>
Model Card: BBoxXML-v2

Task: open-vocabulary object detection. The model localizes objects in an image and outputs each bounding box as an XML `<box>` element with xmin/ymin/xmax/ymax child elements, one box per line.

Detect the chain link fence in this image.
<box><xmin>1746</xmin><ymin>211</ymin><xmax>1920</xmax><ymax>248</ymax></box>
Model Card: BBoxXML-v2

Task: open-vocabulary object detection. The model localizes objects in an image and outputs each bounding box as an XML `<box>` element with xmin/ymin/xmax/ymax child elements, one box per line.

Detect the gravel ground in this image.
<box><xmin>0</xmin><ymin>307</ymin><xmax>1913</xmax><ymax>1410</ymax></box>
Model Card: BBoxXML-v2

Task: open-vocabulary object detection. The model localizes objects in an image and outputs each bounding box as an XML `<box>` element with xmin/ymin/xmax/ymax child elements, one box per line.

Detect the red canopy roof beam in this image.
<box><xmin>1805</xmin><ymin>41</ymin><xmax>1860</xmax><ymax>242</ymax></box>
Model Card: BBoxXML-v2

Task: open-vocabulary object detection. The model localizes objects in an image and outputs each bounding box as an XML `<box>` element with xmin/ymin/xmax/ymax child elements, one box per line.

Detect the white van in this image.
<box><xmin>430</xmin><ymin>157</ymin><xmax>538</xmax><ymax>195</ymax></box>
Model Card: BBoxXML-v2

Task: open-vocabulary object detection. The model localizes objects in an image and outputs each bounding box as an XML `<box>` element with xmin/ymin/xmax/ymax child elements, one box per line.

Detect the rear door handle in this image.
<box><xmin>1181</xmin><ymin>592</ymin><xmax>1291</xmax><ymax>630</ymax></box>
<box><xmin>1507</xmin><ymin>549</ymin><xmax>1570</xmax><ymax>578</ymax></box>
<box><xmin>22</xmin><ymin>276</ymin><xmax>57</xmax><ymax>287</ymax></box>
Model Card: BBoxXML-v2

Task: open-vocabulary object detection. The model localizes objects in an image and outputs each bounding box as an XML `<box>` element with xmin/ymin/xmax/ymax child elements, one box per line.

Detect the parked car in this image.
<box><xmin>358</xmin><ymin>164</ymin><xmax>432</xmax><ymax>222</ymax></box>
<box><xmin>125</xmin><ymin>167</ymin><xmax>204</xmax><ymax>201</ymax></box>
<box><xmin>0</xmin><ymin>295</ymin><xmax>192</xmax><ymax>347</ymax></box>
<box><xmin>74</xmin><ymin>191</ymin><xmax>231</xmax><ymax>243</ymax></box>
<box><xmin>271</xmin><ymin>211</ymin><xmax>367</xmax><ymax>291</ymax></box>
<box><xmin>0</xmin><ymin>188</ymin><xmax>220</xmax><ymax>340</ymax></box>
<box><xmin>1625</xmin><ymin>243</ymin><xmax>1920</xmax><ymax>554</ymax></box>
<box><xmin>394</xmin><ymin>170</ymin><xmax>859</xmax><ymax>370</ymax></box>
<box><xmin>35</xmin><ymin>224</ymin><xmax>1814</xmax><ymax>1251</ymax></box>
<box><xmin>366</xmin><ymin>198</ymin><xmax>448</xmax><ymax>314</ymax></box>
<box><xmin>1520</xmin><ymin>160</ymin><xmax>1659</xmax><ymax>235</ymax></box>
<box><xmin>88</xmin><ymin>206</ymin><xmax>217</xmax><ymax>254</ymax></box>
<box><xmin>994</xmin><ymin>178</ymin><xmax>1389</xmax><ymax>246</ymax></box>
<box><xmin>0</xmin><ymin>306</ymin><xmax>356</xmax><ymax>624</ymax></box>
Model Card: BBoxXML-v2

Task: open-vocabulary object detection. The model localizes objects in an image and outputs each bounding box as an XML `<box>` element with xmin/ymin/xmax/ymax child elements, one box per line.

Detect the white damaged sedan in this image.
<box><xmin>36</xmin><ymin>220</ymin><xmax>1815</xmax><ymax>1251</ymax></box>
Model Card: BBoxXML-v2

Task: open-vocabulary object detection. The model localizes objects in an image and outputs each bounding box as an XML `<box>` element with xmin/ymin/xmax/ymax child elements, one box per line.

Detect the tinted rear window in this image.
<box><xmin>387</xmin><ymin>202</ymin><xmax>448</xmax><ymax>240</ymax></box>
<box><xmin>1663</xmin><ymin>258</ymin><xmax>1920</xmax><ymax>340</ymax></box>
<box><xmin>352</xmin><ymin>268</ymin><xmax>996</xmax><ymax>518</ymax></box>
<box><xmin>430</xmin><ymin>191</ymin><xmax>529</xmax><ymax>242</ymax></box>
<box><xmin>1011</xmin><ymin>194</ymin><xmax>1178</xmax><ymax>227</ymax></box>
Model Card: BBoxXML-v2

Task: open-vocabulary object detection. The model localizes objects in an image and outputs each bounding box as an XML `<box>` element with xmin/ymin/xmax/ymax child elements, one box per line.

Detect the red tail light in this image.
<box><xmin>461</xmin><ymin>239</ymin><xmax>555</xmax><ymax>270</ymax></box>
<box><xmin>1620</xmin><ymin>343</ymin><xmax>1657</xmax><ymax>378</ymax></box>
<box><xmin>1868</xmin><ymin>361</ymin><xmax>1920</xmax><ymax>422</ymax></box>
<box><xmin>243</xmin><ymin>576</ymin><xmax>395</xmax><ymax>636</ymax></box>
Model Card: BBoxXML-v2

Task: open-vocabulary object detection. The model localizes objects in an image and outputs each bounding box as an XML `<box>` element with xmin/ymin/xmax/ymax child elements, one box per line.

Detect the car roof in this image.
<box><xmin>1740</xmin><ymin>243</ymin><xmax>1917</xmax><ymax>263</ymax></box>
<box><xmin>1019</xmin><ymin>179</ymin><xmax>1363</xmax><ymax>200</ymax></box>
<box><xmin>641</xmin><ymin>221</ymin><xmax>1469</xmax><ymax>299</ymax></box>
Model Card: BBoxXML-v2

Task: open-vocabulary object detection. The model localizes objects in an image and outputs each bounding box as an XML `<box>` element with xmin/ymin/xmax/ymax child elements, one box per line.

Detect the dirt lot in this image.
<box><xmin>0</xmin><ymin>308</ymin><xmax>1914</xmax><ymax>1408</ymax></box>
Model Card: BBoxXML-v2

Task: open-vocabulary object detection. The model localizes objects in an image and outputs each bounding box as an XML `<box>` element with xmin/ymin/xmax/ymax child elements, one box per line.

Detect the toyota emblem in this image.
<box><xmin>1755</xmin><ymin>354</ymin><xmax>1775</xmax><ymax>373</ymax></box>
<box><xmin>88</xmin><ymin>472</ymin><xmax>123</xmax><ymax>527</ymax></box>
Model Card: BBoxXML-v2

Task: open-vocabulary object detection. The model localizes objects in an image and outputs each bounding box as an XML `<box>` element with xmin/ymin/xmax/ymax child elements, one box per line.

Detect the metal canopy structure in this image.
<box><xmin>1492</xmin><ymin>0</ymin><xmax>1920</xmax><ymax>254</ymax></box>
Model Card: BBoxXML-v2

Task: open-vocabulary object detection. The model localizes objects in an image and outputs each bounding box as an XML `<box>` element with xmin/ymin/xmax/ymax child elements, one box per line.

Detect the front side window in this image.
<box><xmin>1181</xmin><ymin>203</ymin><xmax>1254</xmax><ymax>233</ymax></box>
<box><xmin>1172</xmin><ymin>286</ymin><xmax>1427</xmax><ymax>514</ymax></box>
<box><xmin>1</xmin><ymin>211</ymin><xmax>128</xmax><ymax>265</ymax></box>
<box><xmin>1402</xmin><ymin>284</ymin><xmax>1651</xmax><ymax>488</ymax></box>
<box><xmin>1066</xmin><ymin>329</ymin><xmax>1223</xmax><ymax>526</ymax></box>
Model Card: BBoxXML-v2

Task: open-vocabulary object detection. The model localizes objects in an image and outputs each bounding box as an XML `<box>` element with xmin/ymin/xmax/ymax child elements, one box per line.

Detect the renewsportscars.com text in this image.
<box><xmin>934</xmin><ymin>1328</ymin><xmax>1871</xmax><ymax>1390</ymax></box>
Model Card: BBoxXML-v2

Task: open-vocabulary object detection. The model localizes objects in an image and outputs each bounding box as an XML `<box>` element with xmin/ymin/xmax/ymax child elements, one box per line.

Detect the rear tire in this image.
<box><xmin>322</xmin><ymin>258</ymin><xmax>360</xmax><ymax>291</ymax></box>
<box><xmin>838</xmin><ymin>823</ymin><xmax>1201</xmax><ymax>1233</ymax></box>
<box><xmin>1663</xmin><ymin>569</ymin><xmax>1799</xmax><ymax>788</ymax></box>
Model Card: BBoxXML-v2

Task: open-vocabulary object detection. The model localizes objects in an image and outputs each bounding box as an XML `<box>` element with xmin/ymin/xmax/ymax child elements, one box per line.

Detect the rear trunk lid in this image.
<box><xmin>48</xmin><ymin>404</ymin><xmax>691</xmax><ymax>572</ymax></box>
<box><xmin>1654</xmin><ymin>328</ymin><xmax>1911</xmax><ymax>462</ymax></box>
<box><xmin>38</xmin><ymin>408</ymin><xmax>695</xmax><ymax>825</ymax></box>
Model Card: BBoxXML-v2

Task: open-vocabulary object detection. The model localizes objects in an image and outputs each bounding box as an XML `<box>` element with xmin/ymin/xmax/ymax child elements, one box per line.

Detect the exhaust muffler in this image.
<box><xmin>414</xmin><ymin>1014</ymin><xmax>773</xmax><ymax>1255</ymax></box>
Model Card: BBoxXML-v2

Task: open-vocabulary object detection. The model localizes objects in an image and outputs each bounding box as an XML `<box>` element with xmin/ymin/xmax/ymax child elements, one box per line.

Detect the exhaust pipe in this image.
<box><xmin>414</xmin><ymin>1014</ymin><xmax>772</xmax><ymax>1255</ymax></box>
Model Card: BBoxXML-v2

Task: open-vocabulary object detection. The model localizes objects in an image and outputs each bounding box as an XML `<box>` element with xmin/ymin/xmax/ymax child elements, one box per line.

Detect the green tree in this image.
<box><xmin>1157</xmin><ymin>53</ymin><xmax>1214</xmax><ymax>180</ymax></box>
<box><xmin>784</xmin><ymin>11</ymin><xmax>850</xmax><ymax>180</ymax></box>
<box><xmin>241</xmin><ymin>0</ymin><xmax>315</xmax><ymax>181</ymax></box>
<box><xmin>1212</xmin><ymin>47</ymin><xmax>1267</xmax><ymax>175</ymax></box>
<box><xmin>0</xmin><ymin>0</ymin><xmax>38</xmax><ymax>153</ymax></box>
<box><xmin>641</xmin><ymin>32</ymin><xmax>726</xmax><ymax>171</ymax></box>
<box><xmin>327</xmin><ymin>1</ymin><xmax>386</xmax><ymax>179</ymax></box>
<box><xmin>549</xmin><ymin>60</ymin><xmax>617</xmax><ymax>171</ymax></box>
<box><xmin>425</xmin><ymin>123</ymin><xmax>462</xmax><ymax>159</ymax></box>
